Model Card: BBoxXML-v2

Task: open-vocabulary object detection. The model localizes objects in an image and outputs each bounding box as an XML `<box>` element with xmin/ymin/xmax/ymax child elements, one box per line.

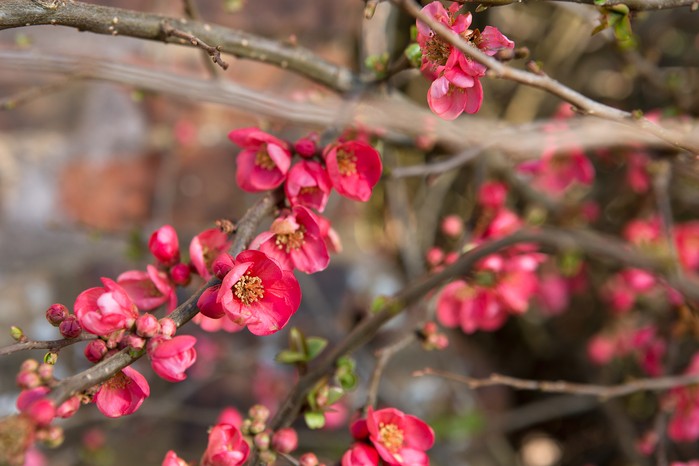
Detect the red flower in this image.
<box><xmin>216</xmin><ymin>250</ymin><xmax>301</xmax><ymax>335</ymax></box>
<box><xmin>285</xmin><ymin>160</ymin><xmax>332</xmax><ymax>212</ymax></box>
<box><xmin>17</xmin><ymin>387</ymin><xmax>55</xmax><ymax>427</ymax></box>
<box><xmin>162</xmin><ymin>450</ymin><xmax>188</xmax><ymax>466</ymax></box>
<box><xmin>94</xmin><ymin>366</ymin><xmax>150</xmax><ymax>418</ymax></box>
<box><xmin>149</xmin><ymin>225</ymin><xmax>180</xmax><ymax>266</ymax></box>
<box><xmin>252</xmin><ymin>206</ymin><xmax>330</xmax><ymax>274</ymax></box>
<box><xmin>117</xmin><ymin>265</ymin><xmax>177</xmax><ymax>312</ymax></box>
<box><xmin>342</xmin><ymin>443</ymin><xmax>380</xmax><ymax>466</ymax></box>
<box><xmin>200</xmin><ymin>423</ymin><xmax>250</xmax><ymax>466</ymax></box>
<box><xmin>147</xmin><ymin>335</ymin><xmax>198</xmax><ymax>383</ymax></box>
<box><xmin>325</xmin><ymin>141</ymin><xmax>382</xmax><ymax>202</ymax></box>
<box><xmin>74</xmin><ymin>278</ymin><xmax>139</xmax><ymax>337</ymax></box>
<box><xmin>365</xmin><ymin>407</ymin><xmax>435</xmax><ymax>466</ymax></box>
<box><xmin>190</xmin><ymin>228</ymin><xmax>232</xmax><ymax>280</ymax></box>
<box><xmin>229</xmin><ymin>127</ymin><xmax>291</xmax><ymax>192</ymax></box>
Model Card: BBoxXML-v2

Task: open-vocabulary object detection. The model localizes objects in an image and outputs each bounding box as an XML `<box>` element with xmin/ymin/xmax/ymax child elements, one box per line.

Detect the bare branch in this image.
<box><xmin>0</xmin><ymin>333</ymin><xmax>97</xmax><ymax>357</ymax></box>
<box><xmin>160</xmin><ymin>21</ymin><xmax>228</xmax><ymax>70</ymax></box>
<box><xmin>0</xmin><ymin>0</ymin><xmax>355</xmax><ymax>92</ymax></box>
<box><xmin>414</xmin><ymin>368</ymin><xmax>699</xmax><ymax>399</ymax></box>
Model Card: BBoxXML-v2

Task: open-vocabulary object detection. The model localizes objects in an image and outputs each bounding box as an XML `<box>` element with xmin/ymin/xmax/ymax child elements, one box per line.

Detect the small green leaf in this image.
<box><xmin>276</xmin><ymin>350</ymin><xmax>307</xmax><ymax>364</ymax></box>
<box><xmin>326</xmin><ymin>387</ymin><xmax>345</xmax><ymax>405</ymax></box>
<box><xmin>304</xmin><ymin>411</ymin><xmax>326</xmax><ymax>430</ymax></box>
<box><xmin>410</xmin><ymin>25</ymin><xmax>418</xmax><ymax>41</ymax></box>
<box><xmin>44</xmin><ymin>352</ymin><xmax>58</xmax><ymax>365</ymax></box>
<box><xmin>404</xmin><ymin>43</ymin><xmax>422</xmax><ymax>68</ymax></box>
<box><xmin>593</xmin><ymin>0</ymin><xmax>606</xmax><ymax>5</ymax></box>
<box><xmin>306</xmin><ymin>337</ymin><xmax>328</xmax><ymax>360</ymax></box>
<box><xmin>371</xmin><ymin>296</ymin><xmax>388</xmax><ymax>314</ymax></box>
<box><xmin>338</xmin><ymin>372</ymin><xmax>358</xmax><ymax>391</ymax></box>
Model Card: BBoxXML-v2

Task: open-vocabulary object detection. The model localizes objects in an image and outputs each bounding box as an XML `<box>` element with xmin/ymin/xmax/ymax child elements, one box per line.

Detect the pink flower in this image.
<box><xmin>478</xmin><ymin>181</ymin><xmax>508</xmax><ymax>211</ymax></box>
<box><xmin>272</xmin><ymin>427</ymin><xmax>298</xmax><ymax>454</ymax></box>
<box><xmin>676</xmin><ymin>222</ymin><xmax>699</xmax><ymax>272</ymax></box>
<box><xmin>427</xmin><ymin>75</ymin><xmax>483</xmax><ymax>120</ymax></box>
<box><xmin>149</xmin><ymin>225</ymin><xmax>180</xmax><ymax>266</ymax></box>
<box><xmin>216</xmin><ymin>250</ymin><xmax>302</xmax><ymax>335</ymax></box>
<box><xmin>285</xmin><ymin>161</ymin><xmax>333</xmax><ymax>212</ymax></box>
<box><xmin>587</xmin><ymin>335</ymin><xmax>616</xmax><ymax>365</ymax></box>
<box><xmin>252</xmin><ymin>206</ymin><xmax>330</xmax><ymax>274</ymax></box>
<box><xmin>440</xmin><ymin>215</ymin><xmax>463</xmax><ymax>238</ymax></box>
<box><xmin>627</xmin><ymin>151</ymin><xmax>651</xmax><ymax>193</ymax></box>
<box><xmin>190</xmin><ymin>228</ymin><xmax>232</xmax><ymax>280</ymax></box>
<box><xmin>437</xmin><ymin>279</ymin><xmax>508</xmax><ymax>333</ymax></box>
<box><xmin>228</xmin><ymin>127</ymin><xmax>292</xmax><ymax>192</ymax></box>
<box><xmin>217</xmin><ymin>407</ymin><xmax>244</xmax><ymax>428</ymax></box>
<box><xmin>94</xmin><ymin>366</ymin><xmax>150</xmax><ymax>418</ymax></box>
<box><xmin>342</xmin><ymin>443</ymin><xmax>380</xmax><ymax>466</ymax></box>
<box><xmin>200</xmin><ymin>423</ymin><xmax>250</xmax><ymax>466</ymax></box>
<box><xmin>74</xmin><ymin>278</ymin><xmax>139</xmax><ymax>337</ymax></box>
<box><xmin>519</xmin><ymin>147</ymin><xmax>594</xmax><ymax>195</ymax></box>
<box><xmin>365</xmin><ymin>407</ymin><xmax>435</xmax><ymax>466</ymax></box>
<box><xmin>162</xmin><ymin>450</ymin><xmax>188</xmax><ymax>466</ymax></box>
<box><xmin>324</xmin><ymin>141</ymin><xmax>382</xmax><ymax>202</ymax></box>
<box><xmin>147</xmin><ymin>335</ymin><xmax>197</xmax><ymax>383</ymax></box>
<box><xmin>536</xmin><ymin>273</ymin><xmax>570</xmax><ymax>316</ymax></box>
<box><xmin>17</xmin><ymin>387</ymin><xmax>55</xmax><ymax>427</ymax></box>
<box><xmin>117</xmin><ymin>265</ymin><xmax>177</xmax><ymax>312</ymax></box>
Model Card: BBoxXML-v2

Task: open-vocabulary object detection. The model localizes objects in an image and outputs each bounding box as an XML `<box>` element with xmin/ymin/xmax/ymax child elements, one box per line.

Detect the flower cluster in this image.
<box><xmin>343</xmin><ymin>407</ymin><xmax>435</xmax><ymax>466</ymax></box>
<box><xmin>416</xmin><ymin>1</ymin><xmax>514</xmax><ymax>119</ymax></box>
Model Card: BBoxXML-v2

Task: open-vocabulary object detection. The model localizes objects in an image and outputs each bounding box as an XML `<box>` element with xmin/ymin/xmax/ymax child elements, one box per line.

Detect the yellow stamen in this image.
<box><xmin>336</xmin><ymin>149</ymin><xmax>357</xmax><ymax>176</ymax></box>
<box><xmin>275</xmin><ymin>226</ymin><xmax>306</xmax><ymax>253</ymax></box>
<box><xmin>255</xmin><ymin>146</ymin><xmax>276</xmax><ymax>170</ymax></box>
<box><xmin>233</xmin><ymin>273</ymin><xmax>265</xmax><ymax>305</ymax></box>
<box><xmin>378</xmin><ymin>422</ymin><xmax>404</xmax><ymax>453</ymax></box>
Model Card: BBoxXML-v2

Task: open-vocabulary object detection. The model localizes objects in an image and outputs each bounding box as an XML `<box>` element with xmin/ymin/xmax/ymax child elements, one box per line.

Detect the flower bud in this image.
<box><xmin>123</xmin><ymin>333</ymin><xmax>145</xmax><ymax>351</ymax></box>
<box><xmin>135</xmin><ymin>313</ymin><xmax>160</xmax><ymax>338</ymax></box>
<box><xmin>272</xmin><ymin>427</ymin><xmax>298</xmax><ymax>454</ymax></box>
<box><xmin>16</xmin><ymin>371</ymin><xmax>41</xmax><ymax>389</ymax></box>
<box><xmin>57</xmin><ymin>396</ymin><xmax>81</xmax><ymax>419</ymax></box>
<box><xmin>170</xmin><ymin>263</ymin><xmax>191</xmax><ymax>287</ymax></box>
<box><xmin>37</xmin><ymin>425</ymin><xmax>64</xmax><ymax>448</ymax></box>
<box><xmin>84</xmin><ymin>339</ymin><xmax>108</xmax><ymax>363</ymax></box>
<box><xmin>37</xmin><ymin>363</ymin><xmax>54</xmax><ymax>382</ymax></box>
<box><xmin>248</xmin><ymin>404</ymin><xmax>270</xmax><ymax>422</ymax></box>
<box><xmin>294</xmin><ymin>133</ymin><xmax>319</xmax><ymax>158</ymax></box>
<box><xmin>43</xmin><ymin>352</ymin><xmax>58</xmax><ymax>365</ymax></box>
<box><xmin>105</xmin><ymin>329</ymin><xmax>125</xmax><ymax>349</ymax></box>
<box><xmin>20</xmin><ymin>359</ymin><xmax>39</xmax><ymax>373</ymax></box>
<box><xmin>254</xmin><ymin>431</ymin><xmax>271</xmax><ymax>450</ymax></box>
<box><xmin>149</xmin><ymin>225</ymin><xmax>180</xmax><ymax>266</ymax></box>
<box><xmin>160</xmin><ymin>318</ymin><xmax>177</xmax><ymax>338</ymax></box>
<box><xmin>259</xmin><ymin>450</ymin><xmax>277</xmax><ymax>465</ymax></box>
<box><xmin>441</xmin><ymin>215</ymin><xmax>463</xmax><ymax>238</ymax></box>
<box><xmin>299</xmin><ymin>452</ymin><xmax>319</xmax><ymax>466</ymax></box>
<box><xmin>10</xmin><ymin>326</ymin><xmax>25</xmax><ymax>342</ymax></box>
<box><xmin>45</xmin><ymin>304</ymin><xmax>69</xmax><ymax>327</ymax></box>
<box><xmin>59</xmin><ymin>316</ymin><xmax>82</xmax><ymax>339</ymax></box>
<box><xmin>249</xmin><ymin>419</ymin><xmax>266</xmax><ymax>435</ymax></box>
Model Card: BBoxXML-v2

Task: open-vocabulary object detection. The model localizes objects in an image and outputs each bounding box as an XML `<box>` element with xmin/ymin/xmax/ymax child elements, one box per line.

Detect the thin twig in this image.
<box><xmin>414</xmin><ymin>368</ymin><xmax>699</xmax><ymax>399</ymax></box>
<box><xmin>0</xmin><ymin>333</ymin><xmax>97</xmax><ymax>357</ymax></box>
<box><xmin>365</xmin><ymin>334</ymin><xmax>416</xmax><ymax>410</ymax></box>
<box><xmin>161</xmin><ymin>21</ymin><xmax>229</xmax><ymax>70</ymax></box>
<box><xmin>180</xmin><ymin>0</ymin><xmax>220</xmax><ymax>77</ymax></box>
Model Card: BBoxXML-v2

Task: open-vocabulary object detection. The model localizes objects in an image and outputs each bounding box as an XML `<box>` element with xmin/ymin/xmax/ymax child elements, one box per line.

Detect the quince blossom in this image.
<box><xmin>229</xmin><ymin>127</ymin><xmax>292</xmax><ymax>192</ymax></box>
<box><xmin>365</xmin><ymin>407</ymin><xmax>435</xmax><ymax>466</ymax></box>
<box><xmin>285</xmin><ymin>160</ymin><xmax>332</xmax><ymax>212</ymax></box>
<box><xmin>74</xmin><ymin>278</ymin><xmax>139</xmax><ymax>337</ymax></box>
<box><xmin>200</xmin><ymin>423</ymin><xmax>250</xmax><ymax>466</ymax></box>
<box><xmin>324</xmin><ymin>140</ymin><xmax>382</xmax><ymax>202</ymax></box>
<box><xmin>190</xmin><ymin>228</ymin><xmax>232</xmax><ymax>280</ymax></box>
<box><xmin>149</xmin><ymin>225</ymin><xmax>180</xmax><ymax>266</ymax></box>
<box><xmin>94</xmin><ymin>366</ymin><xmax>150</xmax><ymax>418</ymax></box>
<box><xmin>147</xmin><ymin>335</ymin><xmax>197</xmax><ymax>383</ymax></box>
<box><xmin>117</xmin><ymin>265</ymin><xmax>177</xmax><ymax>312</ymax></box>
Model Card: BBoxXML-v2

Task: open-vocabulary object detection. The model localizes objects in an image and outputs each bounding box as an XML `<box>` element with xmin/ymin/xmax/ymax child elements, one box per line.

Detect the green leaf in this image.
<box><xmin>337</xmin><ymin>372</ymin><xmax>358</xmax><ymax>391</ymax></box>
<box><xmin>305</xmin><ymin>337</ymin><xmax>328</xmax><ymax>360</ymax></box>
<box><xmin>404</xmin><ymin>43</ymin><xmax>422</xmax><ymax>68</ymax></box>
<box><xmin>326</xmin><ymin>387</ymin><xmax>345</xmax><ymax>405</ymax></box>
<box><xmin>304</xmin><ymin>411</ymin><xmax>326</xmax><ymax>430</ymax></box>
<box><xmin>410</xmin><ymin>25</ymin><xmax>418</xmax><ymax>42</ymax></box>
<box><xmin>275</xmin><ymin>350</ymin><xmax>307</xmax><ymax>364</ymax></box>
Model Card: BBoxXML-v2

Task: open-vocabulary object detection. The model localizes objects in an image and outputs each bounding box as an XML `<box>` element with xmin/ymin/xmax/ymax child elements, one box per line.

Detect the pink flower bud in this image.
<box><xmin>147</xmin><ymin>335</ymin><xmax>197</xmax><ymax>383</ymax></box>
<box><xmin>478</xmin><ymin>181</ymin><xmax>508</xmax><ymax>210</ymax></box>
<box><xmin>16</xmin><ymin>370</ymin><xmax>41</xmax><ymax>389</ymax></box>
<box><xmin>425</xmin><ymin>247</ymin><xmax>444</xmax><ymax>267</ymax></box>
<box><xmin>45</xmin><ymin>304</ymin><xmax>69</xmax><ymax>327</ymax></box>
<box><xmin>59</xmin><ymin>315</ymin><xmax>82</xmax><ymax>339</ymax></box>
<box><xmin>160</xmin><ymin>318</ymin><xmax>177</xmax><ymax>338</ymax></box>
<box><xmin>162</xmin><ymin>450</ymin><xmax>188</xmax><ymax>466</ymax></box>
<box><xmin>37</xmin><ymin>363</ymin><xmax>54</xmax><ymax>382</ymax></box>
<box><xmin>272</xmin><ymin>427</ymin><xmax>298</xmax><ymax>454</ymax></box>
<box><xmin>249</xmin><ymin>404</ymin><xmax>270</xmax><ymax>422</ymax></box>
<box><xmin>84</xmin><ymin>339</ymin><xmax>108</xmax><ymax>363</ymax></box>
<box><xmin>441</xmin><ymin>215</ymin><xmax>463</xmax><ymax>238</ymax></box>
<box><xmin>149</xmin><ymin>225</ymin><xmax>180</xmax><ymax>266</ymax></box>
<box><xmin>197</xmin><ymin>285</ymin><xmax>226</xmax><ymax>319</ymax></box>
<box><xmin>124</xmin><ymin>334</ymin><xmax>146</xmax><ymax>351</ymax></box>
<box><xmin>254</xmin><ymin>431</ymin><xmax>271</xmax><ymax>450</ymax></box>
<box><xmin>170</xmin><ymin>263</ymin><xmax>191</xmax><ymax>287</ymax></box>
<box><xmin>135</xmin><ymin>313</ymin><xmax>160</xmax><ymax>338</ymax></box>
<box><xmin>38</xmin><ymin>425</ymin><xmax>64</xmax><ymax>448</ymax></box>
<box><xmin>294</xmin><ymin>133</ymin><xmax>319</xmax><ymax>158</ymax></box>
<box><xmin>17</xmin><ymin>387</ymin><xmax>55</xmax><ymax>427</ymax></box>
<box><xmin>217</xmin><ymin>407</ymin><xmax>244</xmax><ymax>428</ymax></box>
<box><xmin>249</xmin><ymin>419</ymin><xmax>266</xmax><ymax>435</ymax></box>
<box><xmin>20</xmin><ymin>359</ymin><xmax>39</xmax><ymax>373</ymax></box>
<box><xmin>106</xmin><ymin>329</ymin><xmax>126</xmax><ymax>349</ymax></box>
<box><xmin>57</xmin><ymin>396</ymin><xmax>81</xmax><ymax>419</ymax></box>
<box><xmin>299</xmin><ymin>453</ymin><xmax>320</xmax><ymax>466</ymax></box>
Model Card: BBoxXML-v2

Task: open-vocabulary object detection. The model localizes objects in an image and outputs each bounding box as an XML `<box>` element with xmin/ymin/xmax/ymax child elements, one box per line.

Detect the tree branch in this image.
<box><xmin>0</xmin><ymin>333</ymin><xmax>97</xmax><ymax>357</ymax></box>
<box><xmin>414</xmin><ymin>368</ymin><xmax>699</xmax><ymax>398</ymax></box>
<box><xmin>0</xmin><ymin>0</ymin><xmax>355</xmax><ymax>92</ymax></box>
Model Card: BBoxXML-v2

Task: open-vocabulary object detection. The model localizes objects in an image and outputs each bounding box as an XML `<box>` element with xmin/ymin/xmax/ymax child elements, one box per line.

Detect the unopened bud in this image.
<box><xmin>299</xmin><ymin>452</ymin><xmax>319</xmax><ymax>466</ymax></box>
<box><xmin>37</xmin><ymin>363</ymin><xmax>54</xmax><ymax>382</ymax></box>
<box><xmin>84</xmin><ymin>339</ymin><xmax>108</xmax><ymax>363</ymax></box>
<box><xmin>123</xmin><ymin>333</ymin><xmax>145</xmax><ymax>351</ymax></box>
<box><xmin>43</xmin><ymin>352</ymin><xmax>58</xmax><ymax>365</ymax></box>
<box><xmin>45</xmin><ymin>304</ymin><xmax>69</xmax><ymax>327</ymax></box>
<box><xmin>57</xmin><ymin>396</ymin><xmax>81</xmax><ymax>419</ymax></box>
<box><xmin>10</xmin><ymin>326</ymin><xmax>25</xmax><ymax>342</ymax></box>
<box><xmin>16</xmin><ymin>370</ymin><xmax>41</xmax><ymax>389</ymax></box>
<box><xmin>259</xmin><ymin>450</ymin><xmax>277</xmax><ymax>465</ymax></box>
<box><xmin>249</xmin><ymin>419</ymin><xmax>266</xmax><ymax>435</ymax></box>
<box><xmin>272</xmin><ymin>427</ymin><xmax>298</xmax><ymax>454</ymax></box>
<box><xmin>59</xmin><ymin>316</ymin><xmax>82</xmax><ymax>339</ymax></box>
<box><xmin>159</xmin><ymin>318</ymin><xmax>177</xmax><ymax>338</ymax></box>
<box><xmin>20</xmin><ymin>359</ymin><xmax>39</xmax><ymax>373</ymax></box>
<box><xmin>135</xmin><ymin>313</ymin><xmax>160</xmax><ymax>338</ymax></box>
<box><xmin>37</xmin><ymin>425</ymin><xmax>64</xmax><ymax>448</ymax></box>
<box><xmin>170</xmin><ymin>263</ymin><xmax>192</xmax><ymax>287</ymax></box>
<box><xmin>254</xmin><ymin>431</ymin><xmax>271</xmax><ymax>450</ymax></box>
<box><xmin>249</xmin><ymin>404</ymin><xmax>270</xmax><ymax>422</ymax></box>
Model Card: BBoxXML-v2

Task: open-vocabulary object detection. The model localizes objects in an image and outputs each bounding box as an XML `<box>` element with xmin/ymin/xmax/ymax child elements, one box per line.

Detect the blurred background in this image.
<box><xmin>1</xmin><ymin>0</ymin><xmax>699</xmax><ymax>465</ymax></box>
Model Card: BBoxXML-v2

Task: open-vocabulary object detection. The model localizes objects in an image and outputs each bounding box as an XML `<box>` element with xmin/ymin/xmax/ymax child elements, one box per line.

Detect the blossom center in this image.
<box><xmin>107</xmin><ymin>372</ymin><xmax>129</xmax><ymax>390</ymax></box>
<box><xmin>336</xmin><ymin>149</ymin><xmax>358</xmax><ymax>176</ymax></box>
<box><xmin>378</xmin><ymin>422</ymin><xmax>404</xmax><ymax>453</ymax></box>
<box><xmin>424</xmin><ymin>36</ymin><xmax>451</xmax><ymax>67</ymax></box>
<box><xmin>275</xmin><ymin>226</ymin><xmax>306</xmax><ymax>253</ymax></box>
<box><xmin>255</xmin><ymin>146</ymin><xmax>276</xmax><ymax>170</ymax></box>
<box><xmin>233</xmin><ymin>273</ymin><xmax>265</xmax><ymax>305</ymax></box>
<box><xmin>299</xmin><ymin>186</ymin><xmax>319</xmax><ymax>195</ymax></box>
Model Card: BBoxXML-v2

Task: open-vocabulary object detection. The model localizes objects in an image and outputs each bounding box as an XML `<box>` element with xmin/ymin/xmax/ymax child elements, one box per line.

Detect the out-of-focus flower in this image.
<box><xmin>200</xmin><ymin>423</ymin><xmax>250</xmax><ymax>466</ymax></box>
<box><xmin>190</xmin><ymin>228</ymin><xmax>232</xmax><ymax>280</ymax></box>
<box><xmin>149</xmin><ymin>225</ymin><xmax>180</xmax><ymax>266</ymax></box>
<box><xmin>94</xmin><ymin>366</ymin><xmax>149</xmax><ymax>418</ymax></box>
<box><xmin>324</xmin><ymin>141</ymin><xmax>382</xmax><ymax>202</ymax></box>
<box><xmin>74</xmin><ymin>278</ymin><xmax>139</xmax><ymax>337</ymax></box>
<box><xmin>228</xmin><ymin>127</ymin><xmax>292</xmax><ymax>192</ymax></box>
<box><xmin>117</xmin><ymin>265</ymin><xmax>177</xmax><ymax>312</ymax></box>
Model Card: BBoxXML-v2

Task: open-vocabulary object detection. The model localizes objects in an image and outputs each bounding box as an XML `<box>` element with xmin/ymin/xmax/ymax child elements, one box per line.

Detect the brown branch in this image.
<box><xmin>160</xmin><ymin>21</ymin><xmax>228</xmax><ymax>71</ymax></box>
<box><xmin>0</xmin><ymin>74</ymin><xmax>80</xmax><ymax>110</ymax></box>
<box><xmin>452</xmin><ymin>0</ymin><xmax>699</xmax><ymax>10</ymax></box>
<box><xmin>46</xmin><ymin>192</ymin><xmax>278</xmax><ymax>406</ymax></box>
<box><xmin>0</xmin><ymin>0</ymin><xmax>355</xmax><ymax>92</ymax></box>
<box><xmin>0</xmin><ymin>333</ymin><xmax>97</xmax><ymax>357</ymax></box>
<box><xmin>391</xmin><ymin>0</ymin><xmax>699</xmax><ymax>155</ymax></box>
<box><xmin>365</xmin><ymin>334</ymin><xmax>416</xmax><ymax>411</ymax></box>
<box><xmin>414</xmin><ymin>368</ymin><xmax>699</xmax><ymax>399</ymax></box>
